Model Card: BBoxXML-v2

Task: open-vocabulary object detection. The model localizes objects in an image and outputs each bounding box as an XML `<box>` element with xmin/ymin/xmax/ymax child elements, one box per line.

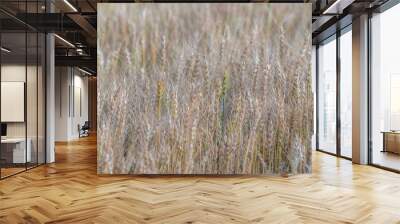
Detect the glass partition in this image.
<box><xmin>312</xmin><ymin>45</ymin><xmax>317</xmax><ymax>150</ymax></box>
<box><xmin>371</xmin><ymin>3</ymin><xmax>400</xmax><ymax>171</ymax></box>
<box><xmin>317</xmin><ymin>36</ymin><xmax>337</xmax><ymax>154</ymax></box>
<box><xmin>340</xmin><ymin>27</ymin><xmax>352</xmax><ymax>158</ymax></box>
<box><xmin>1</xmin><ymin>30</ymin><xmax>28</xmax><ymax>177</ymax></box>
<box><xmin>27</xmin><ymin>31</ymin><xmax>38</xmax><ymax>169</ymax></box>
<box><xmin>0</xmin><ymin>1</ymin><xmax>46</xmax><ymax>179</ymax></box>
<box><xmin>38</xmin><ymin>32</ymin><xmax>46</xmax><ymax>165</ymax></box>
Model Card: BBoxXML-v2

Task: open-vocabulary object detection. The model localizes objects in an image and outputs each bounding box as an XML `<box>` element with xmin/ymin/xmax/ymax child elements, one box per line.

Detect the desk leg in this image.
<box><xmin>382</xmin><ymin>133</ymin><xmax>386</xmax><ymax>153</ymax></box>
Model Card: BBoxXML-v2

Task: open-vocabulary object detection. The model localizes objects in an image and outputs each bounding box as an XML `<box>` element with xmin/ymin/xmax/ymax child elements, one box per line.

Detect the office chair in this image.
<box><xmin>79</xmin><ymin>121</ymin><xmax>90</xmax><ymax>138</ymax></box>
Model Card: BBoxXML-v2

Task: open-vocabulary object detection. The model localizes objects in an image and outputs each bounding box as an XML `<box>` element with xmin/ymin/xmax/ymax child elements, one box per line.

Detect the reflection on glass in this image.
<box><xmin>27</xmin><ymin>31</ymin><xmax>38</xmax><ymax>169</ymax></box>
<box><xmin>1</xmin><ymin>31</ymin><xmax>27</xmax><ymax>177</ymax></box>
<box><xmin>38</xmin><ymin>33</ymin><xmax>46</xmax><ymax>165</ymax></box>
<box><xmin>318</xmin><ymin>37</ymin><xmax>337</xmax><ymax>154</ymax></box>
<box><xmin>0</xmin><ymin>1</ymin><xmax>47</xmax><ymax>179</ymax></box>
<box><xmin>371</xmin><ymin>3</ymin><xmax>400</xmax><ymax>171</ymax></box>
<box><xmin>340</xmin><ymin>29</ymin><xmax>352</xmax><ymax>158</ymax></box>
<box><xmin>390</xmin><ymin>76</ymin><xmax>400</xmax><ymax>130</ymax></box>
<box><xmin>312</xmin><ymin>46</ymin><xmax>317</xmax><ymax>150</ymax></box>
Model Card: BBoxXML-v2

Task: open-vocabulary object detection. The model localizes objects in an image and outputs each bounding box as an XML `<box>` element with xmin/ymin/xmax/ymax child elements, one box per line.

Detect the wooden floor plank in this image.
<box><xmin>1</xmin><ymin>135</ymin><xmax>400</xmax><ymax>223</ymax></box>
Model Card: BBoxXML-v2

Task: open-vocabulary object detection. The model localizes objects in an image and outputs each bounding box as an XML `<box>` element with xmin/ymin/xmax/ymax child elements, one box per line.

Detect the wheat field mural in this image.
<box><xmin>98</xmin><ymin>3</ymin><xmax>312</xmax><ymax>175</ymax></box>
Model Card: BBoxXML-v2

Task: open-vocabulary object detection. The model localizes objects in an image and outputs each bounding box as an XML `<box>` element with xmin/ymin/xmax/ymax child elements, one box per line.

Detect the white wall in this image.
<box><xmin>1</xmin><ymin>65</ymin><xmax>40</xmax><ymax>137</ymax></box>
<box><xmin>1</xmin><ymin>65</ymin><xmax>28</xmax><ymax>141</ymax></box>
<box><xmin>1</xmin><ymin>64</ymin><xmax>46</xmax><ymax>164</ymax></box>
<box><xmin>55</xmin><ymin>67</ymin><xmax>69</xmax><ymax>141</ymax></box>
<box><xmin>70</xmin><ymin>72</ymin><xmax>89</xmax><ymax>138</ymax></box>
<box><xmin>55</xmin><ymin>67</ymin><xmax>89</xmax><ymax>141</ymax></box>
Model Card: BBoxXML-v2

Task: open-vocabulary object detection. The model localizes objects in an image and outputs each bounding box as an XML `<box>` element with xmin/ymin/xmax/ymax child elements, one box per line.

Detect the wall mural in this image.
<box><xmin>98</xmin><ymin>3</ymin><xmax>312</xmax><ymax>175</ymax></box>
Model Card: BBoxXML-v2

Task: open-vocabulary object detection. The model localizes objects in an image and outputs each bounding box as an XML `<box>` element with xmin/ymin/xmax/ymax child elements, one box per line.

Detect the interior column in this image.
<box><xmin>352</xmin><ymin>14</ymin><xmax>369</xmax><ymax>164</ymax></box>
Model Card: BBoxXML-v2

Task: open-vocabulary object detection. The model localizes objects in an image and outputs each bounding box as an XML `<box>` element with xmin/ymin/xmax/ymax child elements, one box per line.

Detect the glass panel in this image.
<box><xmin>340</xmin><ymin>29</ymin><xmax>352</xmax><ymax>158</ymax></box>
<box><xmin>1</xmin><ymin>30</ymin><xmax>27</xmax><ymax>177</ymax></box>
<box><xmin>38</xmin><ymin>32</ymin><xmax>46</xmax><ymax>165</ymax></box>
<box><xmin>371</xmin><ymin>4</ymin><xmax>400</xmax><ymax>171</ymax></box>
<box><xmin>0</xmin><ymin>1</ymin><xmax>46</xmax><ymax>179</ymax></box>
<box><xmin>318</xmin><ymin>37</ymin><xmax>337</xmax><ymax>154</ymax></box>
<box><xmin>26</xmin><ymin>0</ymin><xmax>39</xmax><ymax>169</ymax></box>
<box><xmin>312</xmin><ymin>45</ymin><xmax>317</xmax><ymax>150</ymax></box>
<box><xmin>27</xmin><ymin>31</ymin><xmax>38</xmax><ymax>169</ymax></box>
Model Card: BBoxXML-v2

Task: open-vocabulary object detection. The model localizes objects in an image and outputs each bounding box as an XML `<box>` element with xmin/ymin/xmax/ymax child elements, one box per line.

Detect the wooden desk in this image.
<box><xmin>382</xmin><ymin>131</ymin><xmax>400</xmax><ymax>154</ymax></box>
<box><xmin>1</xmin><ymin>138</ymin><xmax>31</xmax><ymax>164</ymax></box>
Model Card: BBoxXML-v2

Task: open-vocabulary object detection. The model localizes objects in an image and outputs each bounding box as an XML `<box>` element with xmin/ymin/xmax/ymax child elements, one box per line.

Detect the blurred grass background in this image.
<box><xmin>97</xmin><ymin>3</ymin><xmax>312</xmax><ymax>175</ymax></box>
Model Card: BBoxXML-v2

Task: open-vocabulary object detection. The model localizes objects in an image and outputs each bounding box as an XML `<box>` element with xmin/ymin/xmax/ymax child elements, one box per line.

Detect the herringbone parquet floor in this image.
<box><xmin>1</xmin><ymin>135</ymin><xmax>400</xmax><ymax>224</ymax></box>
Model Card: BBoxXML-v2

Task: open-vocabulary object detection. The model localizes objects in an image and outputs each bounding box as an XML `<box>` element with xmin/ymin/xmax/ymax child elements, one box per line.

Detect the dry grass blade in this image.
<box><xmin>97</xmin><ymin>3</ymin><xmax>312</xmax><ymax>175</ymax></box>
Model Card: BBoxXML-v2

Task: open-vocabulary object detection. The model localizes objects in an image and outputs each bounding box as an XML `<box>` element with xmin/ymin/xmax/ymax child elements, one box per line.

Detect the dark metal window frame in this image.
<box><xmin>315</xmin><ymin>23</ymin><xmax>353</xmax><ymax>161</ymax></box>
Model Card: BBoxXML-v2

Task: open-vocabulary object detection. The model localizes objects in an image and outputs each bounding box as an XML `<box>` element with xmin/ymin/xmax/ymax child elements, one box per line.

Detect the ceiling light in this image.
<box><xmin>1</xmin><ymin>47</ymin><xmax>11</xmax><ymax>53</ymax></box>
<box><xmin>63</xmin><ymin>0</ymin><xmax>78</xmax><ymax>12</ymax></box>
<box><xmin>323</xmin><ymin>0</ymin><xmax>342</xmax><ymax>14</ymax></box>
<box><xmin>322</xmin><ymin>0</ymin><xmax>355</xmax><ymax>15</ymax></box>
<box><xmin>76</xmin><ymin>48</ymin><xmax>85</xmax><ymax>55</ymax></box>
<box><xmin>78</xmin><ymin>67</ymin><xmax>93</xmax><ymax>76</ymax></box>
<box><xmin>54</xmin><ymin>34</ymin><xmax>75</xmax><ymax>48</ymax></box>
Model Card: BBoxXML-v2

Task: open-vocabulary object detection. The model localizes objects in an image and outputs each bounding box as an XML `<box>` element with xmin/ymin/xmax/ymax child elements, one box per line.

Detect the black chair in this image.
<box><xmin>79</xmin><ymin>121</ymin><xmax>90</xmax><ymax>138</ymax></box>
